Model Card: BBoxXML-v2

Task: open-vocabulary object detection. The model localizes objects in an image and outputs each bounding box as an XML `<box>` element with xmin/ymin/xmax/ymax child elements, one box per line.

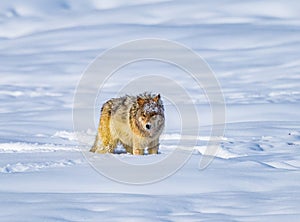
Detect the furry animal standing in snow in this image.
<box><xmin>90</xmin><ymin>92</ymin><xmax>165</xmax><ymax>155</ymax></box>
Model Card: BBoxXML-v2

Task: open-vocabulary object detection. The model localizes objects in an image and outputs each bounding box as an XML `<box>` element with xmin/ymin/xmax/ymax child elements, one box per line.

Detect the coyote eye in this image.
<box><xmin>142</xmin><ymin>113</ymin><xmax>146</xmax><ymax>118</ymax></box>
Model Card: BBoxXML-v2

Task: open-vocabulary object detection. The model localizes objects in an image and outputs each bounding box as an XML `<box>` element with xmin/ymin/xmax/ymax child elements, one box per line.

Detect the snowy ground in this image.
<box><xmin>1</xmin><ymin>0</ymin><xmax>300</xmax><ymax>221</ymax></box>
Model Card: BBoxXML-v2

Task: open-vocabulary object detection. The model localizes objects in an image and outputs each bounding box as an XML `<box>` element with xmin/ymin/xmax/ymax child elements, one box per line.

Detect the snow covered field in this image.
<box><xmin>1</xmin><ymin>0</ymin><xmax>300</xmax><ymax>221</ymax></box>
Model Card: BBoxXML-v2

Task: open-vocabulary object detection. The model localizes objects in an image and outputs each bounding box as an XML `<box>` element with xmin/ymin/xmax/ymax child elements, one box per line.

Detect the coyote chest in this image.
<box><xmin>90</xmin><ymin>93</ymin><xmax>165</xmax><ymax>155</ymax></box>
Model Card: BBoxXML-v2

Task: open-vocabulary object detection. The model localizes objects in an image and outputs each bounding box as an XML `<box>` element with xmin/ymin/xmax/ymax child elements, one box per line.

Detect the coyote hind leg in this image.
<box><xmin>90</xmin><ymin>100</ymin><xmax>116</xmax><ymax>153</ymax></box>
<box><xmin>90</xmin><ymin>133</ymin><xmax>101</xmax><ymax>152</ymax></box>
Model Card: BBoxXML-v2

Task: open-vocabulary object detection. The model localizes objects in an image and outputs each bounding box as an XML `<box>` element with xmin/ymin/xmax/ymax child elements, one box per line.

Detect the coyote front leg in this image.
<box><xmin>147</xmin><ymin>139</ymin><xmax>159</xmax><ymax>154</ymax></box>
<box><xmin>132</xmin><ymin>138</ymin><xmax>144</xmax><ymax>155</ymax></box>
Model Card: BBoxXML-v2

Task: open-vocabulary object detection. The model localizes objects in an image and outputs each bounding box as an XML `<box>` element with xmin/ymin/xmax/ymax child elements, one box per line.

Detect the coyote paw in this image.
<box><xmin>133</xmin><ymin>149</ymin><xmax>144</xmax><ymax>155</ymax></box>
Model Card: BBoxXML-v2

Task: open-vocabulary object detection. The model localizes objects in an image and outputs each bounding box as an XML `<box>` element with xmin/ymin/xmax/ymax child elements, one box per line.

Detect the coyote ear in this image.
<box><xmin>153</xmin><ymin>94</ymin><xmax>160</xmax><ymax>103</ymax></box>
<box><xmin>137</xmin><ymin>96</ymin><xmax>145</xmax><ymax>106</ymax></box>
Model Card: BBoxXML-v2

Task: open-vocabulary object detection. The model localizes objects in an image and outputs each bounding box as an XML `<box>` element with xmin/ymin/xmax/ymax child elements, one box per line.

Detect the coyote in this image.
<box><xmin>90</xmin><ymin>92</ymin><xmax>165</xmax><ymax>155</ymax></box>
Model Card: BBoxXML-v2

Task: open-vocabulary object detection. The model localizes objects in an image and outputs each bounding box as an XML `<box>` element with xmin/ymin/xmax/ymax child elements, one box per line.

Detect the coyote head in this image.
<box><xmin>136</xmin><ymin>93</ymin><xmax>165</xmax><ymax>137</ymax></box>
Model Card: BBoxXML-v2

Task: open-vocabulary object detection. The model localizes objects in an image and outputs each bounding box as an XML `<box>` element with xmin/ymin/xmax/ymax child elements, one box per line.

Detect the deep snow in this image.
<box><xmin>1</xmin><ymin>0</ymin><xmax>300</xmax><ymax>221</ymax></box>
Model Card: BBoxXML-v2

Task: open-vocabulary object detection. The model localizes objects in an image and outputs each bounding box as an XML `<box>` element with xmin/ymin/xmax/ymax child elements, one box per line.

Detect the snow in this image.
<box><xmin>143</xmin><ymin>101</ymin><xmax>162</xmax><ymax>114</ymax></box>
<box><xmin>1</xmin><ymin>0</ymin><xmax>300</xmax><ymax>221</ymax></box>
